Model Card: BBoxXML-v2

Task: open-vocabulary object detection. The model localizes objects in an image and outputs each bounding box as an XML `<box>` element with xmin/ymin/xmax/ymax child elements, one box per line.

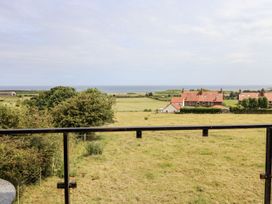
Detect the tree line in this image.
<box><xmin>240</xmin><ymin>97</ymin><xmax>269</xmax><ymax>109</ymax></box>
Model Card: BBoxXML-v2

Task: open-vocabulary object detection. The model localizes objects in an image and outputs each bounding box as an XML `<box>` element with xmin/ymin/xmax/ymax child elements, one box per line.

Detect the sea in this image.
<box><xmin>0</xmin><ymin>85</ymin><xmax>271</xmax><ymax>93</ymax></box>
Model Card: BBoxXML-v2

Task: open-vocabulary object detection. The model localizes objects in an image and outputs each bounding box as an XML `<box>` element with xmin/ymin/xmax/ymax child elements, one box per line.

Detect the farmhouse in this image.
<box><xmin>238</xmin><ymin>92</ymin><xmax>259</xmax><ymax>101</ymax></box>
<box><xmin>0</xmin><ymin>92</ymin><xmax>16</xmax><ymax>96</ymax></box>
<box><xmin>239</xmin><ymin>92</ymin><xmax>272</xmax><ymax>107</ymax></box>
<box><xmin>162</xmin><ymin>91</ymin><xmax>224</xmax><ymax>112</ymax></box>
<box><xmin>181</xmin><ymin>91</ymin><xmax>223</xmax><ymax>107</ymax></box>
<box><xmin>264</xmin><ymin>93</ymin><xmax>272</xmax><ymax>107</ymax></box>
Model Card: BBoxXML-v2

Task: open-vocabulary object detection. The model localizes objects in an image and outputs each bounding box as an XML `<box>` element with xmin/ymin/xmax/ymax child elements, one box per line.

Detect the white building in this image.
<box><xmin>161</xmin><ymin>103</ymin><xmax>180</xmax><ymax>113</ymax></box>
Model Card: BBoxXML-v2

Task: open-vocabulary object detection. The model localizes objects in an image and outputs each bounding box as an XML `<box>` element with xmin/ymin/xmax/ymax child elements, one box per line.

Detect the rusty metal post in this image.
<box><xmin>63</xmin><ymin>132</ymin><xmax>70</xmax><ymax>204</ymax></box>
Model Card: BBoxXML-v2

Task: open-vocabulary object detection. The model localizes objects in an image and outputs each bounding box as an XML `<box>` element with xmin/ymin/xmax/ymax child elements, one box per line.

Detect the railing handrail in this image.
<box><xmin>2</xmin><ymin>124</ymin><xmax>272</xmax><ymax>204</ymax></box>
<box><xmin>1</xmin><ymin>123</ymin><xmax>272</xmax><ymax>134</ymax></box>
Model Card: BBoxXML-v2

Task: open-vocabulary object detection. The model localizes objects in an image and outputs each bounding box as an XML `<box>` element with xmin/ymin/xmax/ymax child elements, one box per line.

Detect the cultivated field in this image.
<box><xmin>18</xmin><ymin>97</ymin><xmax>272</xmax><ymax>203</ymax></box>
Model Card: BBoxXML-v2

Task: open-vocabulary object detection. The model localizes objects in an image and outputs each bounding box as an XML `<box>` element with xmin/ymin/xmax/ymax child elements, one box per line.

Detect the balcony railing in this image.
<box><xmin>1</xmin><ymin>124</ymin><xmax>272</xmax><ymax>204</ymax></box>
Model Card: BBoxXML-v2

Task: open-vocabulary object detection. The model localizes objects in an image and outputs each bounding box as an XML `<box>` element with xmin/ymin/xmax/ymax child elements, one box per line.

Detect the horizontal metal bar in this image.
<box><xmin>0</xmin><ymin>124</ymin><xmax>272</xmax><ymax>135</ymax></box>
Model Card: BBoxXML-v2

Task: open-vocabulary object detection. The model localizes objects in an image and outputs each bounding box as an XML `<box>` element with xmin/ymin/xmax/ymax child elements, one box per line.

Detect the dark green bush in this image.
<box><xmin>177</xmin><ymin>107</ymin><xmax>222</xmax><ymax>114</ymax></box>
<box><xmin>52</xmin><ymin>89</ymin><xmax>114</xmax><ymax>128</ymax></box>
<box><xmin>25</xmin><ymin>86</ymin><xmax>76</xmax><ymax>110</ymax></box>
<box><xmin>230</xmin><ymin>107</ymin><xmax>272</xmax><ymax>114</ymax></box>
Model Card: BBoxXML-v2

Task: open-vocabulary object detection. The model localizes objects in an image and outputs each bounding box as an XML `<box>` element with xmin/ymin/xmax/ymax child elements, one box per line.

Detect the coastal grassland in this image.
<box><xmin>21</xmin><ymin>110</ymin><xmax>272</xmax><ymax>204</ymax></box>
<box><xmin>113</xmin><ymin>97</ymin><xmax>167</xmax><ymax>112</ymax></box>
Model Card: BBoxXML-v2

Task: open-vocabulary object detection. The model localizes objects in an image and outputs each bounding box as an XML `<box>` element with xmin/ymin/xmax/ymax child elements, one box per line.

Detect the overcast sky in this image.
<box><xmin>1</xmin><ymin>0</ymin><xmax>272</xmax><ymax>86</ymax></box>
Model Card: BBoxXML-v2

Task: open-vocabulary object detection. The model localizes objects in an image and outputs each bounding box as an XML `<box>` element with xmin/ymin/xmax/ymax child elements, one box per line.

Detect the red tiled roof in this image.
<box><xmin>180</xmin><ymin>92</ymin><xmax>223</xmax><ymax>103</ymax></box>
<box><xmin>171</xmin><ymin>97</ymin><xmax>184</xmax><ymax>103</ymax></box>
<box><xmin>163</xmin><ymin>103</ymin><xmax>181</xmax><ymax>110</ymax></box>
<box><xmin>171</xmin><ymin>103</ymin><xmax>181</xmax><ymax>110</ymax></box>
<box><xmin>264</xmin><ymin>93</ymin><xmax>272</xmax><ymax>101</ymax></box>
<box><xmin>238</xmin><ymin>92</ymin><xmax>259</xmax><ymax>101</ymax></box>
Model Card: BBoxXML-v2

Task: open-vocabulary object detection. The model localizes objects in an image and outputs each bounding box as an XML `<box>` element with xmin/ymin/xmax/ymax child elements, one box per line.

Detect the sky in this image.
<box><xmin>1</xmin><ymin>0</ymin><xmax>272</xmax><ymax>86</ymax></box>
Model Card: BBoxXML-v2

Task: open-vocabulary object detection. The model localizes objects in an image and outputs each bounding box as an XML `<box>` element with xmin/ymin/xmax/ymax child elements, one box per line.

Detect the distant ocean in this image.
<box><xmin>0</xmin><ymin>85</ymin><xmax>271</xmax><ymax>93</ymax></box>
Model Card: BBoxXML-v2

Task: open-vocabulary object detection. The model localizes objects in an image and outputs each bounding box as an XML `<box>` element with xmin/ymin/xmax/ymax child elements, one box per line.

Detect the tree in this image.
<box><xmin>258</xmin><ymin>97</ymin><xmax>269</xmax><ymax>109</ymax></box>
<box><xmin>51</xmin><ymin>88</ymin><xmax>115</xmax><ymax>128</ymax></box>
<box><xmin>229</xmin><ymin>91</ymin><xmax>238</xmax><ymax>100</ymax></box>
<box><xmin>0</xmin><ymin>105</ymin><xmax>20</xmax><ymax>129</ymax></box>
<box><xmin>26</xmin><ymin>86</ymin><xmax>76</xmax><ymax>110</ymax></box>
<box><xmin>145</xmin><ymin>92</ymin><xmax>153</xmax><ymax>97</ymax></box>
<box><xmin>241</xmin><ymin>99</ymin><xmax>249</xmax><ymax>109</ymax></box>
<box><xmin>260</xmin><ymin>88</ymin><xmax>265</xmax><ymax>96</ymax></box>
<box><xmin>248</xmin><ymin>98</ymin><xmax>258</xmax><ymax>109</ymax></box>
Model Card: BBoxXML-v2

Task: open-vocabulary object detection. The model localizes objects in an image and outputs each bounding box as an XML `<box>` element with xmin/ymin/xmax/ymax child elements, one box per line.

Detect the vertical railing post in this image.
<box><xmin>202</xmin><ymin>128</ymin><xmax>208</xmax><ymax>137</ymax></box>
<box><xmin>136</xmin><ymin>130</ymin><xmax>142</xmax><ymax>139</ymax></box>
<box><xmin>63</xmin><ymin>132</ymin><xmax>70</xmax><ymax>204</ymax></box>
<box><xmin>264</xmin><ymin>127</ymin><xmax>272</xmax><ymax>204</ymax></box>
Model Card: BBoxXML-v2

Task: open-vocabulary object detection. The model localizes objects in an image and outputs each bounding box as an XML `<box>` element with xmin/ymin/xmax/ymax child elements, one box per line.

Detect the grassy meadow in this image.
<box><xmin>113</xmin><ymin>97</ymin><xmax>166</xmax><ymax>112</ymax></box>
<box><xmin>14</xmin><ymin>97</ymin><xmax>272</xmax><ymax>203</ymax></box>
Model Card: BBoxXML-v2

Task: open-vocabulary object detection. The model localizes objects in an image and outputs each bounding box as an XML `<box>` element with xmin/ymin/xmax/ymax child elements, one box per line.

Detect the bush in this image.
<box><xmin>85</xmin><ymin>142</ymin><xmax>103</xmax><ymax>156</ymax></box>
<box><xmin>144</xmin><ymin>109</ymin><xmax>152</xmax><ymax>112</ymax></box>
<box><xmin>230</xmin><ymin>107</ymin><xmax>272</xmax><ymax>114</ymax></box>
<box><xmin>0</xmin><ymin>136</ymin><xmax>61</xmax><ymax>185</ymax></box>
<box><xmin>52</xmin><ymin>88</ymin><xmax>115</xmax><ymax>128</ymax></box>
<box><xmin>177</xmin><ymin>107</ymin><xmax>222</xmax><ymax>114</ymax></box>
<box><xmin>0</xmin><ymin>105</ymin><xmax>20</xmax><ymax>129</ymax></box>
<box><xmin>25</xmin><ymin>86</ymin><xmax>76</xmax><ymax>110</ymax></box>
<box><xmin>20</xmin><ymin>106</ymin><xmax>53</xmax><ymax>128</ymax></box>
<box><xmin>0</xmin><ymin>138</ymin><xmax>42</xmax><ymax>185</ymax></box>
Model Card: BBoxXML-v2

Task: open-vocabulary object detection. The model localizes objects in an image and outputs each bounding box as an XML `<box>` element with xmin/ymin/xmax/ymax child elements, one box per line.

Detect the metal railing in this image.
<box><xmin>1</xmin><ymin>124</ymin><xmax>272</xmax><ymax>204</ymax></box>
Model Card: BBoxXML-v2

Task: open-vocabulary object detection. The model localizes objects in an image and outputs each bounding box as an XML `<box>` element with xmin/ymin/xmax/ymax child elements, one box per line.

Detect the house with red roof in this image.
<box><xmin>181</xmin><ymin>91</ymin><xmax>223</xmax><ymax>107</ymax></box>
<box><xmin>239</xmin><ymin>92</ymin><xmax>272</xmax><ymax>107</ymax></box>
<box><xmin>264</xmin><ymin>93</ymin><xmax>272</xmax><ymax>107</ymax></box>
<box><xmin>161</xmin><ymin>103</ymin><xmax>181</xmax><ymax>113</ymax></box>
<box><xmin>161</xmin><ymin>91</ymin><xmax>224</xmax><ymax>112</ymax></box>
<box><xmin>238</xmin><ymin>92</ymin><xmax>259</xmax><ymax>101</ymax></box>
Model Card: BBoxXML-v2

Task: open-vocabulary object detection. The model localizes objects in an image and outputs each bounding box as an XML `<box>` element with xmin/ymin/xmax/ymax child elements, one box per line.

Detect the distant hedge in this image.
<box><xmin>230</xmin><ymin>107</ymin><xmax>272</xmax><ymax>114</ymax></box>
<box><xmin>177</xmin><ymin>108</ymin><xmax>222</xmax><ymax>114</ymax></box>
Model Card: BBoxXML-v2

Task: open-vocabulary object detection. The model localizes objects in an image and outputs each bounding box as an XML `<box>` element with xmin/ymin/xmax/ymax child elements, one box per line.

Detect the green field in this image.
<box><xmin>113</xmin><ymin>97</ymin><xmax>167</xmax><ymax>112</ymax></box>
<box><xmin>224</xmin><ymin>99</ymin><xmax>239</xmax><ymax>107</ymax></box>
<box><xmin>13</xmin><ymin>97</ymin><xmax>272</xmax><ymax>203</ymax></box>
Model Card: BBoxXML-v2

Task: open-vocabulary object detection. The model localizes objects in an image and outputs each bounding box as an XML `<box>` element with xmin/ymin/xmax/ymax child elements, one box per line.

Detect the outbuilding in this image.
<box><xmin>161</xmin><ymin>103</ymin><xmax>180</xmax><ymax>113</ymax></box>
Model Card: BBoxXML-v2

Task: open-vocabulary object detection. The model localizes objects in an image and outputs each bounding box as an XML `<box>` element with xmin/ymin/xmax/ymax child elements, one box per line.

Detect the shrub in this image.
<box><xmin>85</xmin><ymin>142</ymin><xmax>103</xmax><ymax>156</ymax></box>
<box><xmin>177</xmin><ymin>107</ymin><xmax>222</xmax><ymax>114</ymax></box>
<box><xmin>25</xmin><ymin>86</ymin><xmax>76</xmax><ymax>110</ymax></box>
<box><xmin>20</xmin><ymin>106</ymin><xmax>53</xmax><ymax>128</ymax></box>
<box><xmin>143</xmin><ymin>109</ymin><xmax>152</xmax><ymax>112</ymax></box>
<box><xmin>230</xmin><ymin>107</ymin><xmax>272</xmax><ymax>114</ymax></box>
<box><xmin>0</xmin><ymin>105</ymin><xmax>20</xmax><ymax>129</ymax></box>
<box><xmin>0</xmin><ymin>138</ymin><xmax>42</xmax><ymax>185</ymax></box>
<box><xmin>52</xmin><ymin>88</ymin><xmax>115</xmax><ymax>128</ymax></box>
<box><xmin>0</xmin><ymin>135</ymin><xmax>61</xmax><ymax>185</ymax></box>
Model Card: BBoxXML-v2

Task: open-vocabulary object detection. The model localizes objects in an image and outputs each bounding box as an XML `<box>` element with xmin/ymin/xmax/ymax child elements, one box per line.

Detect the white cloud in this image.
<box><xmin>0</xmin><ymin>0</ymin><xmax>272</xmax><ymax>85</ymax></box>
